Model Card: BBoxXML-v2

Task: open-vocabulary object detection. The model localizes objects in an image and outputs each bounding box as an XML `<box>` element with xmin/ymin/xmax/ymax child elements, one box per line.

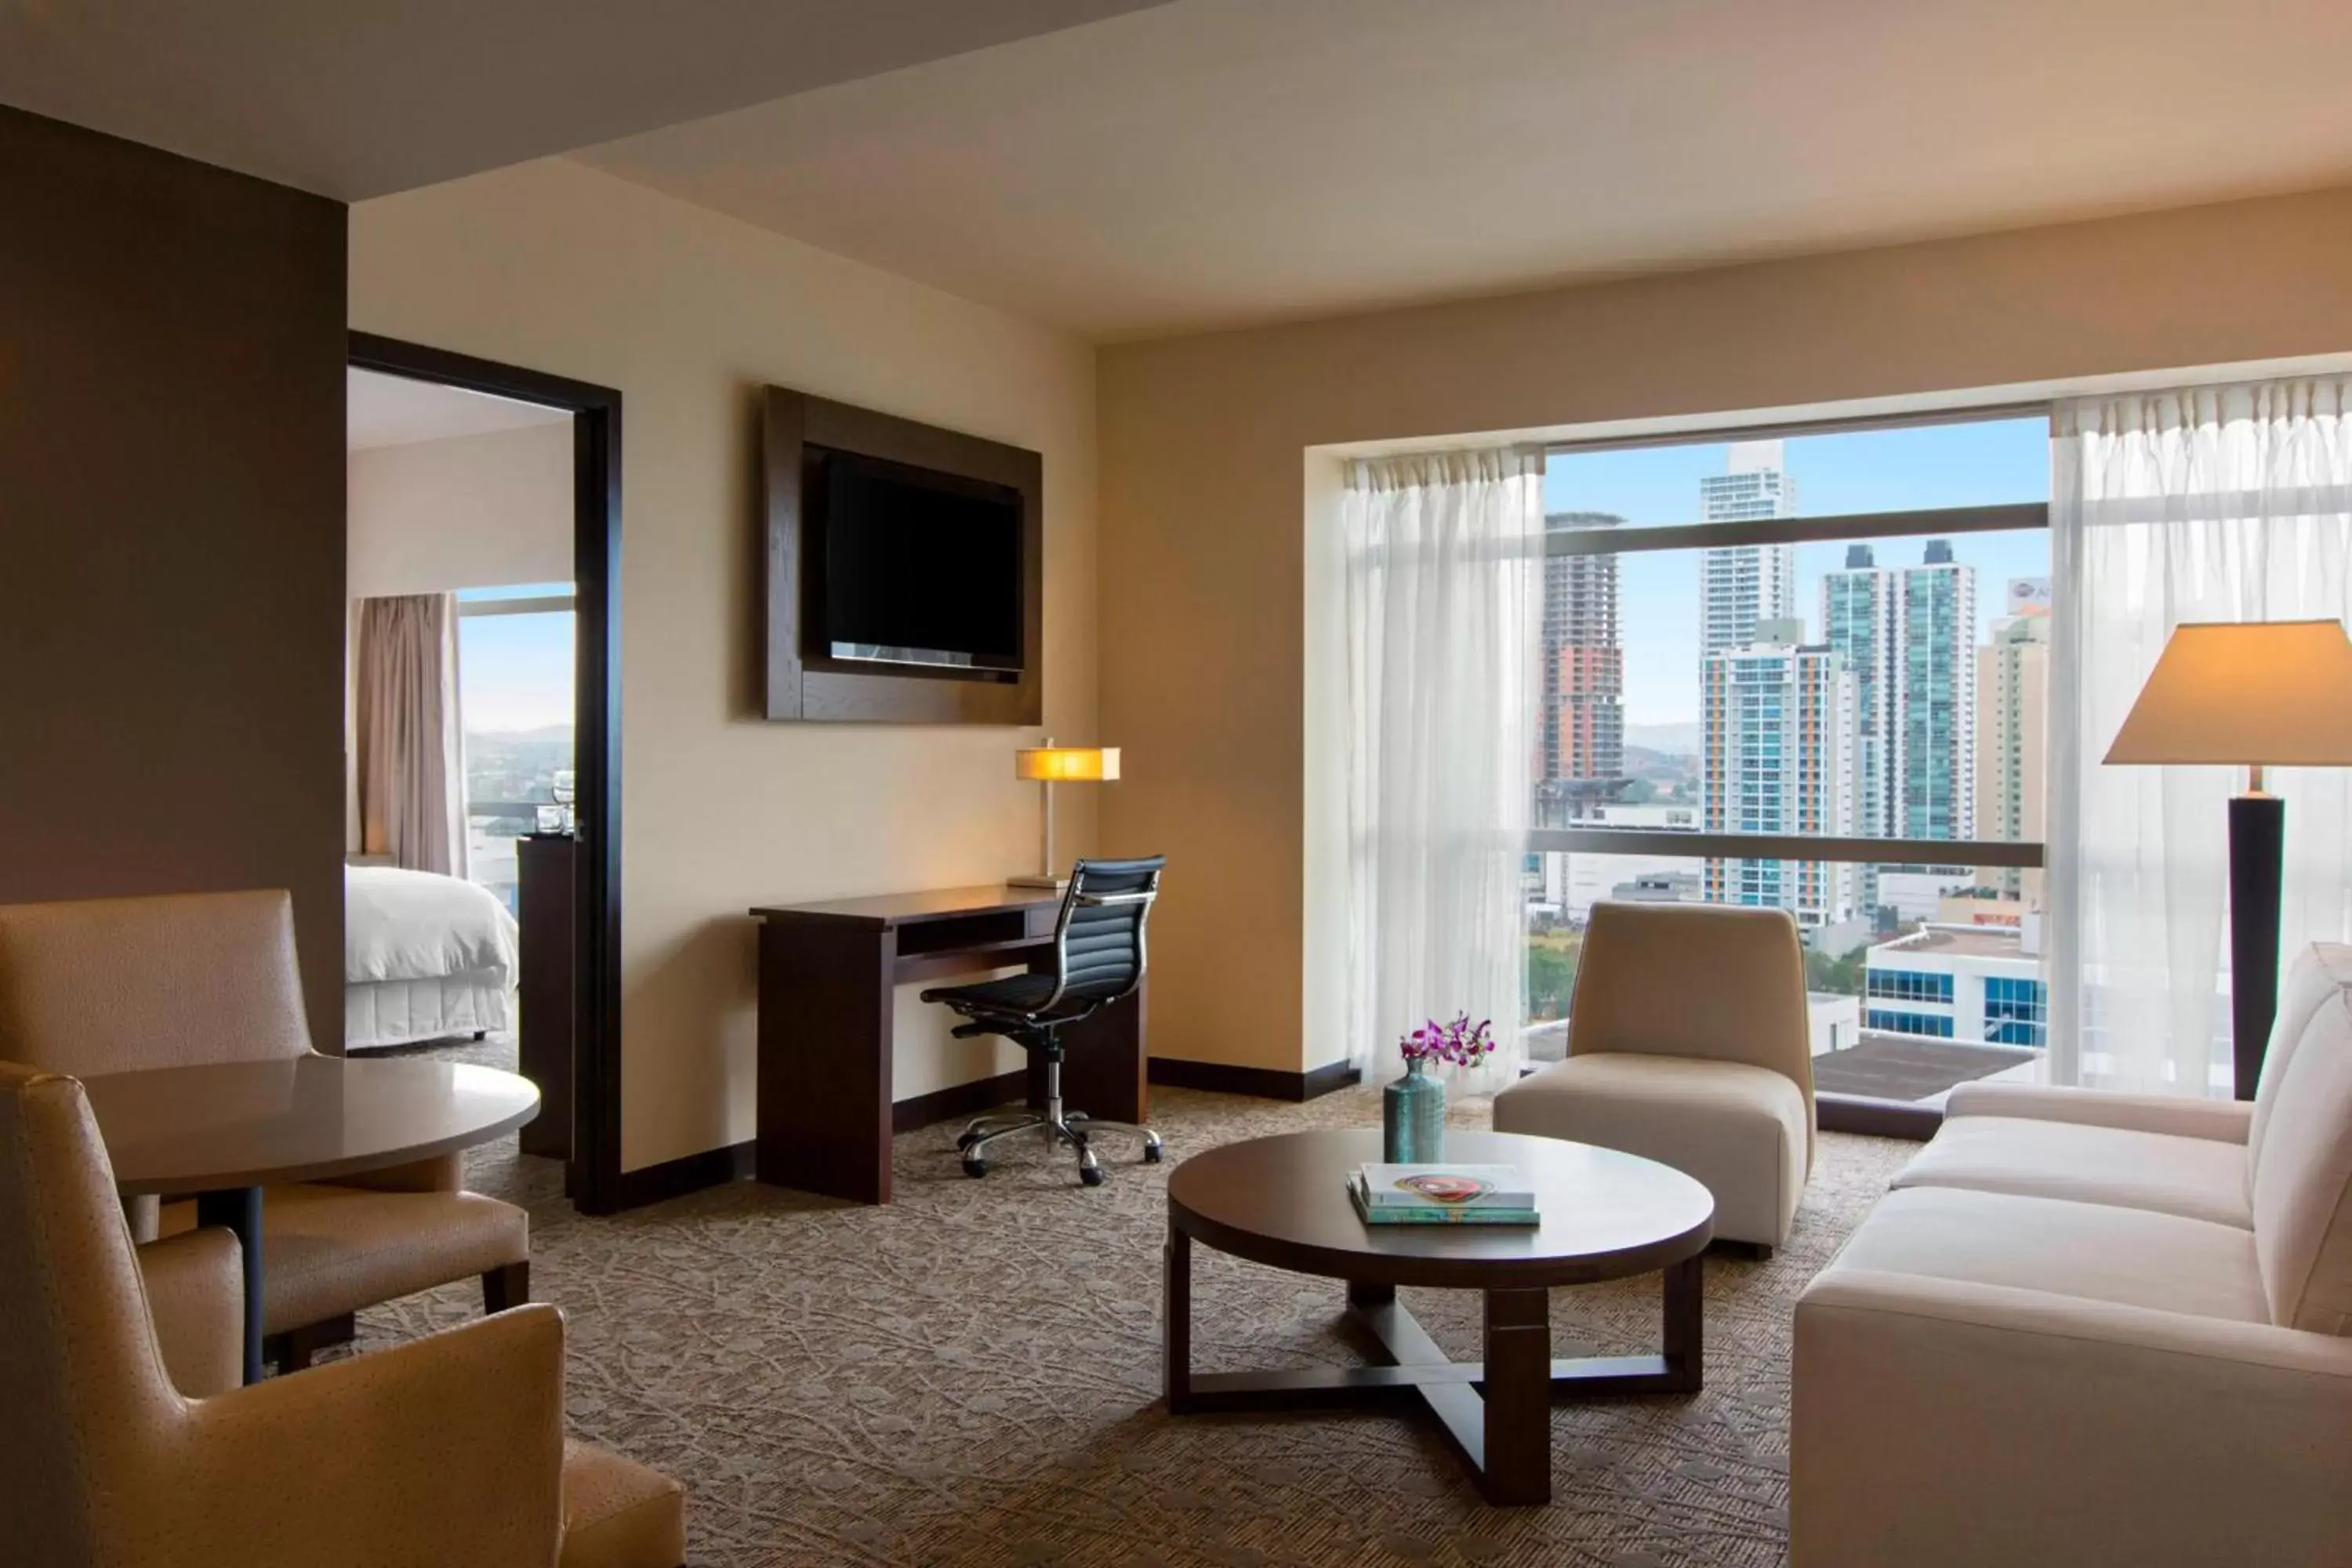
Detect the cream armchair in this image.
<box><xmin>1494</xmin><ymin>901</ymin><xmax>1815</xmax><ymax>1251</ymax></box>
<box><xmin>0</xmin><ymin>1062</ymin><xmax>684</xmax><ymax>1568</ymax></box>
<box><xmin>0</xmin><ymin>889</ymin><xmax>530</xmax><ymax>1368</ymax></box>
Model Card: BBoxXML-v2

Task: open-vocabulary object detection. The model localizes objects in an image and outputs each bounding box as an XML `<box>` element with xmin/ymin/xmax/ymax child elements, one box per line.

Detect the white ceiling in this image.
<box><xmin>347</xmin><ymin>369</ymin><xmax>570</xmax><ymax>452</ymax></box>
<box><xmin>580</xmin><ymin>0</ymin><xmax>2352</xmax><ymax>340</ymax></box>
<box><xmin>0</xmin><ymin>0</ymin><xmax>1167</xmax><ymax>198</ymax></box>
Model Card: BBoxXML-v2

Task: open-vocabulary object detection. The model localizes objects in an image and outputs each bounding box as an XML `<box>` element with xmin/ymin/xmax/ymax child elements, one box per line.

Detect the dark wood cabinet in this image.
<box><xmin>516</xmin><ymin>834</ymin><xmax>575</xmax><ymax>1162</ymax></box>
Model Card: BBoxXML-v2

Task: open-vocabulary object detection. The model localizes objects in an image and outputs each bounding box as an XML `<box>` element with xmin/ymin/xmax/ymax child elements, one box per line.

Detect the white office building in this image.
<box><xmin>1863</xmin><ymin>916</ymin><xmax>2047</xmax><ymax>1047</ymax></box>
<box><xmin>1700</xmin><ymin>621</ymin><xmax>1858</xmax><ymax>928</ymax></box>
<box><xmin>1698</xmin><ymin>441</ymin><xmax>1797</xmax><ymax>656</ymax></box>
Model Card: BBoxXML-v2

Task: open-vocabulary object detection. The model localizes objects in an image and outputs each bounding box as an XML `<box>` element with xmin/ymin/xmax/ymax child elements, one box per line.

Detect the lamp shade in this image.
<box><xmin>1014</xmin><ymin>745</ymin><xmax>1120</xmax><ymax>782</ymax></box>
<box><xmin>2105</xmin><ymin>620</ymin><xmax>2352</xmax><ymax>767</ymax></box>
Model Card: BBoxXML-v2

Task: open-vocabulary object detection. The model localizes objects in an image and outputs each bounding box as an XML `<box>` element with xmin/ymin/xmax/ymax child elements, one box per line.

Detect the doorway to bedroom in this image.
<box><xmin>343</xmin><ymin>335</ymin><xmax>626</xmax><ymax>1215</ymax></box>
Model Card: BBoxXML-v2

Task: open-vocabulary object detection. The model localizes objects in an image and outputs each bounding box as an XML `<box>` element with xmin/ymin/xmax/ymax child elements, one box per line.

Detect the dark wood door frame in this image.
<box><xmin>347</xmin><ymin>332</ymin><xmax>626</xmax><ymax>1216</ymax></box>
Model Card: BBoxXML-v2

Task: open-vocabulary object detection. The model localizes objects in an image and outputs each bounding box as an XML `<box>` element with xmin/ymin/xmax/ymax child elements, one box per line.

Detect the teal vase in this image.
<box><xmin>1382</xmin><ymin>1058</ymin><xmax>1445</xmax><ymax>1163</ymax></box>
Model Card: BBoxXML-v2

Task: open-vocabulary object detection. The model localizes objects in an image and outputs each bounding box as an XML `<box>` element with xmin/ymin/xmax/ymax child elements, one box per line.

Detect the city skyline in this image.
<box><xmin>1544</xmin><ymin>417</ymin><xmax>2049</xmax><ymax>729</ymax></box>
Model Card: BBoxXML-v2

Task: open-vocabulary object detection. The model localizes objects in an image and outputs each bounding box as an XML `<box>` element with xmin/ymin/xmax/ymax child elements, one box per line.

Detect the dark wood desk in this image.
<box><xmin>750</xmin><ymin>884</ymin><xmax>1148</xmax><ymax>1203</ymax></box>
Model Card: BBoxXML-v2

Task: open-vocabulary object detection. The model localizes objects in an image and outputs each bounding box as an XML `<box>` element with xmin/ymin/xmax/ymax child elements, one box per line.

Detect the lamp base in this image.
<box><xmin>1007</xmin><ymin>873</ymin><xmax>1066</xmax><ymax>891</ymax></box>
<box><xmin>2228</xmin><ymin>793</ymin><xmax>2285</xmax><ymax>1102</ymax></box>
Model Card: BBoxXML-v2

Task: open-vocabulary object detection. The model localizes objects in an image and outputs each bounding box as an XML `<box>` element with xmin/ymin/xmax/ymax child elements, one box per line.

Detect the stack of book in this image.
<box><xmin>1348</xmin><ymin>1163</ymin><xmax>1539</xmax><ymax>1226</ymax></box>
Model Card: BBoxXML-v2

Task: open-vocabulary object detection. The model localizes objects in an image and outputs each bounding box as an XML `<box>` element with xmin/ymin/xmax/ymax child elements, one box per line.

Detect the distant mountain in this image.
<box><xmin>1624</xmin><ymin>721</ymin><xmax>1699</xmax><ymax>757</ymax></box>
<box><xmin>468</xmin><ymin>724</ymin><xmax>574</xmax><ymax>743</ymax></box>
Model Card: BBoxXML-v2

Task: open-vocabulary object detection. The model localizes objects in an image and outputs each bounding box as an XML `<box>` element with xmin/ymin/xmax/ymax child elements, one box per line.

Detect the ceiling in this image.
<box><xmin>580</xmin><ymin>0</ymin><xmax>2352</xmax><ymax>339</ymax></box>
<box><xmin>347</xmin><ymin>369</ymin><xmax>570</xmax><ymax>452</ymax></box>
<box><xmin>0</xmin><ymin>0</ymin><xmax>1167</xmax><ymax>198</ymax></box>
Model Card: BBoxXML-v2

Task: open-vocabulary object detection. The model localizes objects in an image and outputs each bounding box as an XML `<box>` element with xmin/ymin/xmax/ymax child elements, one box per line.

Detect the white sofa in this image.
<box><xmin>1792</xmin><ymin>943</ymin><xmax>2352</xmax><ymax>1566</ymax></box>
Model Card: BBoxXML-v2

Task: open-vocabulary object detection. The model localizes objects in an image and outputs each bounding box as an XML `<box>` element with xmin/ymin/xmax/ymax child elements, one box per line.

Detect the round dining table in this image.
<box><xmin>82</xmin><ymin>1054</ymin><xmax>540</xmax><ymax>1383</ymax></box>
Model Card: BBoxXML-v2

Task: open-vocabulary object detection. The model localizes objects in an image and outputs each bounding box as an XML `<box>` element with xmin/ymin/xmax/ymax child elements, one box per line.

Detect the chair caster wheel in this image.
<box><xmin>962</xmin><ymin>1157</ymin><xmax>988</xmax><ymax>1178</ymax></box>
<box><xmin>1142</xmin><ymin>1142</ymin><xmax>1163</xmax><ymax>1164</ymax></box>
<box><xmin>1079</xmin><ymin>1165</ymin><xmax>1106</xmax><ymax>1187</ymax></box>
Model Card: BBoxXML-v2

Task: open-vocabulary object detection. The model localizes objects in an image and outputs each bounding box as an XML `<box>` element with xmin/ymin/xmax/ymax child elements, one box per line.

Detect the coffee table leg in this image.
<box><xmin>1163</xmin><ymin>1221</ymin><xmax>1192</xmax><ymax>1412</ymax></box>
<box><xmin>1481</xmin><ymin>1287</ymin><xmax>1552</xmax><ymax>1505</ymax></box>
<box><xmin>1661</xmin><ymin>1250</ymin><xmax>1703</xmax><ymax>1392</ymax></box>
<box><xmin>195</xmin><ymin>1185</ymin><xmax>265</xmax><ymax>1385</ymax></box>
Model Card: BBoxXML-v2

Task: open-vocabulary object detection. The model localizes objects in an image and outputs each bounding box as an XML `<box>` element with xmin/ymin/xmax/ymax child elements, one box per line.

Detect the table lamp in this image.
<box><xmin>2104</xmin><ymin>619</ymin><xmax>2352</xmax><ymax>1098</ymax></box>
<box><xmin>1009</xmin><ymin>739</ymin><xmax>1120</xmax><ymax>890</ymax></box>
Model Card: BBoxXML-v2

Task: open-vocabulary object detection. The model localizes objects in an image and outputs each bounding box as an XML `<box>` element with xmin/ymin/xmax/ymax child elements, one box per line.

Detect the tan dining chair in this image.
<box><xmin>0</xmin><ymin>888</ymin><xmax>531</xmax><ymax>1369</ymax></box>
<box><xmin>0</xmin><ymin>1061</ymin><xmax>684</xmax><ymax>1568</ymax></box>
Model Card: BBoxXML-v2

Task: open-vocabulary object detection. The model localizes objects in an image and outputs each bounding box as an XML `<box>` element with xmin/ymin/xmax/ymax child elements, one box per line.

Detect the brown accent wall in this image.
<box><xmin>1098</xmin><ymin>183</ymin><xmax>2352</xmax><ymax>1076</ymax></box>
<box><xmin>0</xmin><ymin>104</ymin><xmax>348</xmax><ymax>1041</ymax></box>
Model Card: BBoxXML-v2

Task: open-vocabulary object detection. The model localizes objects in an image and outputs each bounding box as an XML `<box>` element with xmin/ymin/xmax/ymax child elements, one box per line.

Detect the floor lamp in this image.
<box><xmin>2104</xmin><ymin>620</ymin><xmax>2352</xmax><ymax>1099</ymax></box>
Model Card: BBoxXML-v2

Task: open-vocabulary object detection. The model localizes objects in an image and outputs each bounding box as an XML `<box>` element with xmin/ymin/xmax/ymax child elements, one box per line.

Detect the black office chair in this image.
<box><xmin>922</xmin><ymin>855</ymin><xmax>1165</xmax><ymax>1186</ymax></box>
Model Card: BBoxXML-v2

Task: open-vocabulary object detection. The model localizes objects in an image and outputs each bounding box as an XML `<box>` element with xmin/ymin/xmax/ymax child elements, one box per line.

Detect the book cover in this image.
<box><xmin>1356</xmin><ymin>1163</ymin><xmax>1536</xmax><ymax>1210</ymax></box>
<box><xmin>1348</xmin><ymin>1178</ymin><xmax>1538</xmax><ymax>1227</ymax></box>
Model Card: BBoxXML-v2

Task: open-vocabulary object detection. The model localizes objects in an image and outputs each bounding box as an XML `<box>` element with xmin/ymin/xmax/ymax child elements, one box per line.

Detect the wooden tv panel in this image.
<box><xmin>761</xmin><ymin>386</ymin><xmax>1043</xmax><ymax>724</ymax></box>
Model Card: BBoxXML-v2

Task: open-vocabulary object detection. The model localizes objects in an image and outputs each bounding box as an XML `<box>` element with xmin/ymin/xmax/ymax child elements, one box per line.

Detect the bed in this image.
<box><xmin>344</xmin><ymin>864</ymin><xmax>520</xmax><ymax>1050</ymax></box>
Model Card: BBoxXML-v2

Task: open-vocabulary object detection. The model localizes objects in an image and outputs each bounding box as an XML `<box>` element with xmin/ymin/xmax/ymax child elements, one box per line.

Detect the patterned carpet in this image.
<box><xmin>357</xmin><ymin>1040</ymin><xmax>1909</xmax><ymax>1568</ymax></box>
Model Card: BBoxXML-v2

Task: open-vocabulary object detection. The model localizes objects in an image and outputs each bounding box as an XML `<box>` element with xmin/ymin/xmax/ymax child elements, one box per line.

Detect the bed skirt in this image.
<box><xmin>345</xmin><ymin>968</ymin><xmax>515</xmax><ymax>1051</ymax></box>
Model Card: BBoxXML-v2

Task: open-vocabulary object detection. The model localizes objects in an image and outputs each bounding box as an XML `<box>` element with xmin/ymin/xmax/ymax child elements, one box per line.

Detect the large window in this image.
<box><xmin>458</xmin><ymin>583</ymin><xmax>575</xmax><ymax>909</ymax></box>
<box><xmin>1526</xmin><ymin>412</ymin><xmax>2049</xmax><ymax>1105</ymax></box>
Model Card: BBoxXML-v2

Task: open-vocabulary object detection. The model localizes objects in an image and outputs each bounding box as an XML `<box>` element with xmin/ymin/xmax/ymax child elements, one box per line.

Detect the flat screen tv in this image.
<box><xmin>814</xmin><ymin>448</ymin><xmax>1024</xmax><ymax>675</ymax></box>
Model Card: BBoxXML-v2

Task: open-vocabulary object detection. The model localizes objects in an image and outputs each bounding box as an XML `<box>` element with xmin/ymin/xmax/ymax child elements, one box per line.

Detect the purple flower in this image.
<box><xmin>1396</xmin><ymin>1011</ymin><xmax>1498</xmax><ymax>1068</ymax></box>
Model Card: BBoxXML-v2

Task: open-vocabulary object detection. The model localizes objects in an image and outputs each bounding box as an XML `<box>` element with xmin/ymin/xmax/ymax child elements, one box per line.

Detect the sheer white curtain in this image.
<box><xmin>2049</xmin><ymin>377</ymin><xmax>2352</xmax><ymax>1094</ymax></box>
<box><xmin>1341</xmin><ymin>448</ymin><xmax>1541</xmax><ymax>1093</ymax></box>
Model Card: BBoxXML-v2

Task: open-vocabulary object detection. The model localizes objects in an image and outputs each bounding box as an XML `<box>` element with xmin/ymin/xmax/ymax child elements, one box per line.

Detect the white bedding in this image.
<box><xmin>345</xmin><ymin>865</ymin><xmax>519</xmax><ymax>987</ymax></box>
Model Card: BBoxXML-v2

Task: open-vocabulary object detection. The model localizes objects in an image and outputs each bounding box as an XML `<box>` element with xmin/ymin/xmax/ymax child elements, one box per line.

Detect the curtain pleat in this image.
<box><xmin>352</xmin><ymin>593</ymin><xmax>467</xmax><ymax>877</ymax></box>
<box><xmin>1341</xmin><ymin>448</ymin><xmax>1542</xmax><ymax>1091</ymax></box>
<box><xmin>2049</xmin><ymin>377</ymin><xmax>2352</xmax><ymax>1094</ymax></box>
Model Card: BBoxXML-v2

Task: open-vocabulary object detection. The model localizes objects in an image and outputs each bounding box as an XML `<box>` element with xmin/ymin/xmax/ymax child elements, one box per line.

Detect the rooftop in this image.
<box><xmin>1874</xmin><ymin>924</ymin><xmax>2027</xmax><ymax>962</ymax></box>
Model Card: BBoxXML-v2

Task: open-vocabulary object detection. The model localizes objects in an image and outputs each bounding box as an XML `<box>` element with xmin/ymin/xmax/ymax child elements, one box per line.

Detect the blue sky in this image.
<box><xmin>1544</xmin><ymin>417</ymin><xmax>2051</xmax><ymax>730</ymax></box>
<box><xmin>457</xmin><ymin>606</ymin><xmax>575</xmax><ymax>732</ymax></box>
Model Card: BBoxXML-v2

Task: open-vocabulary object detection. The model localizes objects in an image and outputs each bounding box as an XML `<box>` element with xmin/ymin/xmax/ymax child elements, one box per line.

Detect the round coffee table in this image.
<box><xmin>83</xmin><ymin>1054</ymin><xmax>541</xmax><ymax>1385</ymax></box>
<box><xmin>1163</xmin><ymin>1128</ymin><xmax>1714</xmax><ymax>1506</ymax></box>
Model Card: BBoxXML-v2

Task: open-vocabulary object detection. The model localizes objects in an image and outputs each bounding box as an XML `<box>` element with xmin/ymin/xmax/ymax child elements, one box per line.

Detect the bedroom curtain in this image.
<box><xmin>2048</xmin><ymin>376</ymin><xmax>2352</xmax><ymax>1095</ymax></box>
<box><xmin>1341</xmin><ymin>447</ymin><xmax>1542</xmax><ymax>1093</ymax></box>
<box><xmin>353</xmin><ymin>593</ymin><xmax>468</xmax><ymax>877</ymax></box>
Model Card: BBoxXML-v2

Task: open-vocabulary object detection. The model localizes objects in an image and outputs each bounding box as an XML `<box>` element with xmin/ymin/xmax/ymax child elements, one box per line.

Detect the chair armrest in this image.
<box><xmin>1794</xmin><ymin>1268</ymin><xmax>2352</xmax><ymax>1566</ymax></box>
<box><xmin>326</xmin><ymin>1150</ymin><xmax>466</xmax><ymax>1192</ymax></box>
<box><xmin>137</xmin><ymin>1228</ymin><xmax>243</xmax><ymax>1398</ymax></box>
<box><xmin>1943</xmin><ymin>1080</ymin><xmax>2253</xmax><ymax>1142</ymax></box>
<box><xmin>173</xmin><ymin>1305</ymin><xmax>566</xmax><ymax>1568</ymax></box>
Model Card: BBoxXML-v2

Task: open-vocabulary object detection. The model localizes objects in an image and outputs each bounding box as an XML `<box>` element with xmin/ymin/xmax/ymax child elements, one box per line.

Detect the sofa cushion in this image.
<box><xmin>2252</xmin><ymin>989</ymin><xmax>2352</xmax><ymax>1333</ymax></box>
<box><xmin>1835</xmin><ymin>1185</ymin><xmax>2270</xmax><ymax>1323</ymax></box>
<box><xmin>1494</xmin><ymin>1051</ymin><xmax>1807</xmax><ymax>1247</ymax></box>
<box><xmin>2250</xmin><ymin>942</ymin><xmax>2352</xmax><ymax>1182</ymax></box>
<box><xmin>1891</xmin><ymin>1114</ymin><xmax>2251</xmax><ymax>1228</ymax></box>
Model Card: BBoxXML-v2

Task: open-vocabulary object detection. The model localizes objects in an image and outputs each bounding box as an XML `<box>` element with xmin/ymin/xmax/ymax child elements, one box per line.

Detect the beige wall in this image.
<box><xmin>1098</xmin><ymin>183</ymin><xmax>2352</xmax><ymax>1076</ymax></box>
<box><xmin>352</xmin><ymin>158</ymin><xmax>1098</xmax><ymax>1171</ymax></box>
<box><xmin>347</xmin><ymin>423</ymin><xmax>574</xmax><ymax>598</ymax></box>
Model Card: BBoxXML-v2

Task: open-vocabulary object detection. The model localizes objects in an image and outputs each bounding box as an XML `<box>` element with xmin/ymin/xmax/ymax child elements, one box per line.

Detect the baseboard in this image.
<box><xmin>891</xmin><ymin>1068</ymin><xmax>1028</xmax><ymax>1134</ymax></box>
<box><xmin>599</xmin><ymin>1069</ymin><xmax>1034</xmax><ymax>1214</ymax></box>
<box><xmin>1148</xmin><ymin>1056</ymin><xmax>1361</xmax><ymax>1102</ymax></box>
<box><xmin>604</xmin><ymin>1140</ymin><xmax>753</xmax><ymax>1213</ymax></box>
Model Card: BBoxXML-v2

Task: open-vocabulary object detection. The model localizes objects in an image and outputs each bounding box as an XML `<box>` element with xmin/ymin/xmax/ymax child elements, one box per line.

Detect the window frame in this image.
<box><xmin>1529</xmin><ymin>404</ymin><xmax>2053</xmax><ymax>1135</ymax></box>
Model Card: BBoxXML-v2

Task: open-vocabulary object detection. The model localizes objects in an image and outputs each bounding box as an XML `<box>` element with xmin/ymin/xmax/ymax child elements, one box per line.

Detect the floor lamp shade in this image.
<box><xmin>1009</xmin><ymin>742</ymin><xmax>1120</xmax><ymax>888</ymax></box>
<box><xmin>2105</xmin><ymin>620</ymin><xmax>2352</xmax><ymax>1098</ymax></box>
